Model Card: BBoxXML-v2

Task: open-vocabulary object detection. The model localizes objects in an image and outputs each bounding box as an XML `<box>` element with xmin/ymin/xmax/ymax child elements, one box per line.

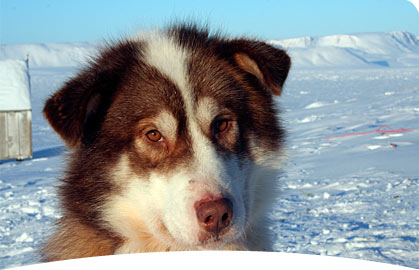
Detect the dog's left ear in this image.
<box><xmin>219</xmin><ymin>39</ymin><xmax>291</xmax><ymax>96</ymax></box>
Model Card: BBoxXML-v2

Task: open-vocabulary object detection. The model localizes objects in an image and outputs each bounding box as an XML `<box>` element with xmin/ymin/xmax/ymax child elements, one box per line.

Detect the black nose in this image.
<box><xmin>195</xmin><ymin>198</ymin><xmax>233</xmax><ymax>235</ymax></box>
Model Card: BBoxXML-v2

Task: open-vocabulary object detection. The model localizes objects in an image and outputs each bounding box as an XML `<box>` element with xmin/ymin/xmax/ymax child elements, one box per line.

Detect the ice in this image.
<box><xmin>305</xmin><ymin>102</ymin><xmax>329</xmax><ymax>109</ymax></box>
<box><xmin>367</xmin><ymin>145</ymin><xmax>382</xmax><ymax>150</ymax></box>
<box><xmin>297</xmin><ymin>115</ymin><xmax>318</xmax><ymax>123</ymax></box>
<box><xmin>15</xmin><ymin>233</ymin><xmax>33</xmax><ymax>243</ymax></box>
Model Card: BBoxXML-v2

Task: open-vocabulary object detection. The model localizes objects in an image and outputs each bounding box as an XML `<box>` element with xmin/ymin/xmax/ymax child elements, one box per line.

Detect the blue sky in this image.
<box><xmin>1</xmin><ymin>0</ymin><xmax>418</xmax><ymax>44</ymax></box>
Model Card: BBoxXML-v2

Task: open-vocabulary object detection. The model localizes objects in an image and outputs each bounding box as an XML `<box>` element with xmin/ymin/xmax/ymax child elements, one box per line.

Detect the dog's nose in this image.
<box><xmin>195</xmin><ymin>198</ymin><xmax>233</xmax><ymax>234</ymax></box>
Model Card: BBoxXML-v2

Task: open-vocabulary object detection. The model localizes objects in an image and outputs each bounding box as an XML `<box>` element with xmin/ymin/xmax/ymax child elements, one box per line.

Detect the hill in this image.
<box><xmin>0</xmin><ymin>31</ymin><xmax>418</xmax><ymax>68</ymax></box>
<box><xmin>270</xmin><ymin>31</ymin><xmax>419</xmax><ymax>68</ymax></box>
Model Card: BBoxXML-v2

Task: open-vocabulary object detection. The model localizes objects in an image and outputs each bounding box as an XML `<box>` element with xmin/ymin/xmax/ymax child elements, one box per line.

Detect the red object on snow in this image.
<box><xmin>325</xmin><ymin>126</ymin><xmax>413</xmax><ymax>140</ymax></box>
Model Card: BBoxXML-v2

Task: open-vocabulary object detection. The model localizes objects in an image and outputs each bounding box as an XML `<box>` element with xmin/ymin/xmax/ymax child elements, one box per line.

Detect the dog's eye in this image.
<box><xmin>146</xmin><ymin>130</ymin><xmax>163</xmax><ymax>142</ymax></box>
<box><xmin>213</xmin><ymin>119</ymin><xmax>231</xmax><ymax>134</ymax></box>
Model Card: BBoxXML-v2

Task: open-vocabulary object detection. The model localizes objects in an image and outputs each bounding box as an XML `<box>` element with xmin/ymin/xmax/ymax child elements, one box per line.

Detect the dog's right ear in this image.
<box><xmin>43</xmin><ymin>41</ymin><xmax>141</xmax><ymax>148</ymax></box>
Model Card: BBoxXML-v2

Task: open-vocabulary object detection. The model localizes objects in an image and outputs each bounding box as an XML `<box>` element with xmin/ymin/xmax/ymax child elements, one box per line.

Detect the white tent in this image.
<box><xmin>0</xmin><ymin>59</ymin><xmax>32</xmax><ymax>160</ymax></box>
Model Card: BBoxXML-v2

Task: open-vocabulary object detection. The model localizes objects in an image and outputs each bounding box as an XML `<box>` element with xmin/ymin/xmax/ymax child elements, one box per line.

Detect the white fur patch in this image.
<box><xmin>142</xmin><ymin>31</ymin><xmax>192</xmax><ymax>107</ymax></box>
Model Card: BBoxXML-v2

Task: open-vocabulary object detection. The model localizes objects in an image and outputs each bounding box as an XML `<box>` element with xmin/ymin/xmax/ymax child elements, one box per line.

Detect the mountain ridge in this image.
<box><xmin>269</xmin><ymin>31</ymin><xmax>419</xmax><ymax>68</ymax></box>
<box><xmin>1</xmin><ymin>31</ymin><xmax>418</xmax><ymax>68</ymax></box>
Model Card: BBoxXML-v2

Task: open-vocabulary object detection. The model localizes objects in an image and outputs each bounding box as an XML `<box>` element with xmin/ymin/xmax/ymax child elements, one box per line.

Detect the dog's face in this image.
<box><xmin>44</xmin><ymin>25</ymin><xmax>290</xmax><ymax>251</ymax></box>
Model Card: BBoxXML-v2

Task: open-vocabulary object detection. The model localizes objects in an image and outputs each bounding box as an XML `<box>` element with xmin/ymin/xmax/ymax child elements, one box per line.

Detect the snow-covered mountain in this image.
<box><xmin>0</xmin><ymin>32</ymin><xmax>419</xmax><ymax>68</ymax></box>
<box><xmin>1</xmin><ymin>31</ymin><xmax>418</xmax><ymax>69</ymax></box>
<box><xmin>270</xmin><ymin>31</ymin><xmax>419</xmax><ymax>68</ymax></box>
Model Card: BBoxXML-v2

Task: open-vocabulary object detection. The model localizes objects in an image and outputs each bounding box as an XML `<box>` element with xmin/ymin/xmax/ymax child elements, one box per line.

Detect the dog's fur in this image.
<box><xmin>42</xmin><ymin>24</ymin><xmax>290</xmax><ymax>261</ymax></box>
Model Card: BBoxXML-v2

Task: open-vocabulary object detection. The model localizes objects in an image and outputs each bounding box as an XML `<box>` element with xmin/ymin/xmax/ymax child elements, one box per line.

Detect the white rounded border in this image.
<box><xmin>11</xmin><ymin>252</ymin><xmax>412</xmax><ymax>270</ymax></box>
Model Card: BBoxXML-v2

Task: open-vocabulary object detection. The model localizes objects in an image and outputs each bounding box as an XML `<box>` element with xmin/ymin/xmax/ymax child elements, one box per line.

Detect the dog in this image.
<box><xmin>41</xmin><ymin>23</ymin><xmax>290</xmax><ymax>261</ymax></box>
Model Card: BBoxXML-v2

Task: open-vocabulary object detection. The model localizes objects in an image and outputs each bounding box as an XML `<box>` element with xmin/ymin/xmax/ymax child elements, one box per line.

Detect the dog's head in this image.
<box><xmin>44</xmin><ymin>24</ymin><xmax>290</xmax><ymax>251</ymax></box>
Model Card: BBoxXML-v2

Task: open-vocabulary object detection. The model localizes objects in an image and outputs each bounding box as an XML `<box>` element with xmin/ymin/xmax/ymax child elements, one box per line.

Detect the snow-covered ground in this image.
<box><xmin>1</xmin><ymin>32</ymin><xmax>418</xmax><ymax>269</ymax></box>
<box><xmin>274</xmin><ymin>68</ymin><xmax>419</xmax><ymax>268</ymax></box>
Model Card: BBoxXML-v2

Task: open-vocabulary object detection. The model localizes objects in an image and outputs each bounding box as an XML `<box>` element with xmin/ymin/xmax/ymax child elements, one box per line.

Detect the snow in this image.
<box><xmin>1</xmin><ymin>31</ymin><xmax>418</xmax><ymax>69</ymax></box>
<box><xmin>272</xmin><ymin>67</ymin><xmax>419</xmax><ymax>268</ymax></box>
<box><xmin>270</xmin><ymin>31</ymin><xmax>419</xmax><ymax>68</ymax></box>
<box><xmin>0</xmin><ymin>42</ymin><xmax>98</xmax><ymax>68</ymax></box>
<box><xmin>0</xmin><ymin>60</ymin><xmax>31</xmax><ymax>111</ymax></box>
<box><xmin>0</xmin><ymin>31</ymin><xmax>418</xmax><ymax>269</ymax></box>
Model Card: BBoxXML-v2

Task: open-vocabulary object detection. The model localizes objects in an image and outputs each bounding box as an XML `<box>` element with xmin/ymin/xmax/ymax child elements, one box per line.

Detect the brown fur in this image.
<box><xmin>41</xmin><ymin>218</ymin><xmax>119</xmax><ymax>261</ymax></box>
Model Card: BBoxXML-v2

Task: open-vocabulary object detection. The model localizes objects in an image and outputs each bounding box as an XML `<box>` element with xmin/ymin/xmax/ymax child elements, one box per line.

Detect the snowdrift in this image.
<box><xmin>1</xmin><ymin>31</ymin><xmax>418</xmax><ymax>69</ymax></box>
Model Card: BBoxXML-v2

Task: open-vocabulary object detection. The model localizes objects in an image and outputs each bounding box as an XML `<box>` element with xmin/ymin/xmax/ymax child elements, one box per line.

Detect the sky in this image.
<box><xmin>0</xmin><ymin>0</ymin><xmax>418</xmax><ymax>44</ymax></box>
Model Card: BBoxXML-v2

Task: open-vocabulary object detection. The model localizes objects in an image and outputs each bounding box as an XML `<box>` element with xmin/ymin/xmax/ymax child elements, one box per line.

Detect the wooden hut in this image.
<box><xmin>0</xmin><ymin>59</ymin><xmax>32</xmax><ymax>161</ymax></box>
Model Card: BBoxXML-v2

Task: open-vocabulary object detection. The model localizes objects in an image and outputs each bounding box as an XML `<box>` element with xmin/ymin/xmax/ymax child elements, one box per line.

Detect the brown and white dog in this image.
<box><xmin>42</xmin><ymin>23</ymin><xmax>290</xmax><ymax>261</ymax></box>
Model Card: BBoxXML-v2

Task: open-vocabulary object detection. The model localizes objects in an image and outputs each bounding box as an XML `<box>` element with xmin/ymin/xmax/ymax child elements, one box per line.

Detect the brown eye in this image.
<box><xmin>146</xmin><ymin>130</ymin><xmax>163</xmax><ymax>142</ymax></box>
<box><xmin>214</xmin><ymin>119</ymin><xmax>231</xmax><ymax>134</ymax></box>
